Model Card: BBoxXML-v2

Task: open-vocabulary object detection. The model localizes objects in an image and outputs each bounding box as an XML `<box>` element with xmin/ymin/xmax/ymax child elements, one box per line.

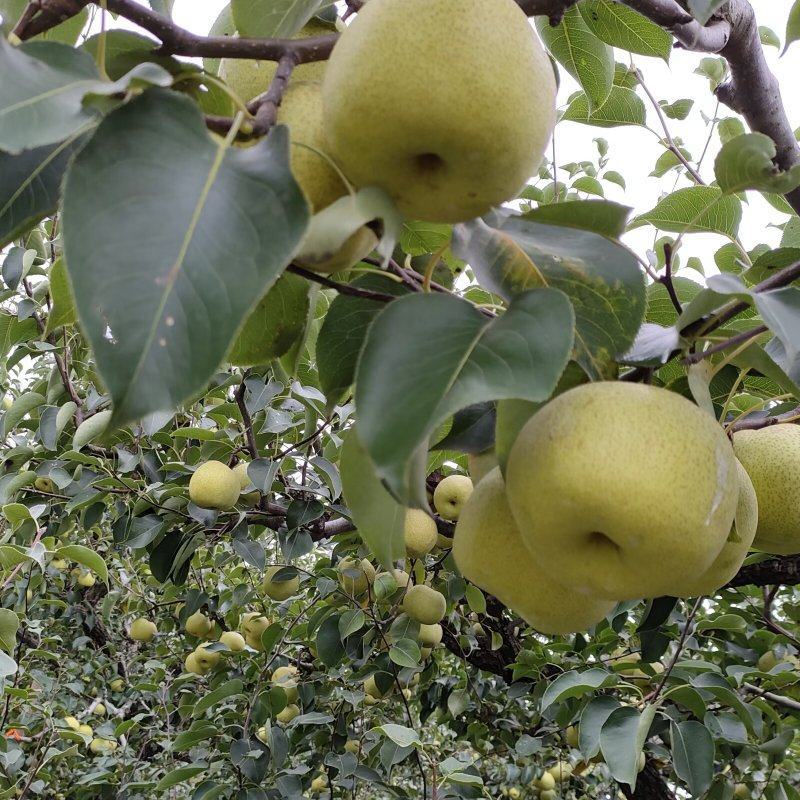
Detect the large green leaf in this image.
<box><xmin>62</xmin><ymin>89</ymin><xmax>308</xmax><ymax>424</ymax></box>
<box><xmin>232</xmin><ymin>0</ymin><xmax>323</xmax><ymax>37</ymax></box>
<box><xmin>631</xmin><ymin>187</ymin><xmax>742</xmax><ymax>239</ymax></box>
<box><xmin>0</xmin><ymin>609</ymin><xmax>19</xmax><ymax>654</ymax></box>
<box><xmin>355</xmin><ymin>289</ymin><xmax>574</xmax><ymax>505</ymax></box>
<box><xmin>316</xmin><ymin>274</ymin><xmax>408</xmax><ymax>406</ymax></box>
<box><xmin>0</xmin><ymin>39</ymin><xmax>170</xmax><ymax>153</ymax></box>
<box><xmin>786</xmin><ymin>0</ymin><xmax>800</xmax><ymax>54</ymax></box>
<box><xmin>542</xmin><ymin>669</ymin><xmax>617</xmax><ymax>711</ymax></box>
<box><xmin>688</xmin><ymin>0</ymin><xmax>727</xmax><ymax>25</ymax></box>
<box><xmin>44</xmin><ymin>257</ymin><xmax>78</xmax><ymax>335</ymax></box>
<box><xmin>453</xmin><ymin>216</ymin><xmax>646</xmax><ymax>379</ymax></box>
<box><xmin>579</xmin><ymin>0</ymin><xmax>672</xmax><ymax>60</ymax></box>
<box><xmin>339</xmin><ymin>427</ymin><xmax>406</xmax><ymax>568</ymax></box>
<box><xmin>562</xmin><ymin>85</ymin><xmax>646</xmax><ymax>128</ymax></box>
<box><xmin>522</xmin><ymin>200</ymin><xmax>631</xmax><ymax>239</ymax></box>
<box><xmin>536</xmin><ymin>7</ymin><xmax>613</xmax><ymax>111</ymax></box>
<box><xmin>600</xmin><ymin>704</ymin><xmax>657</xmax><ymax>789</ymax></box>
<box><xmin>715</xmin><ymin>133</ymin><xmax>800</xmax><ymax>195</ymax></box>
<box><xmin>671</xmin><ymin>720</ymin><xmax>714</xmax><ymax>796</ymax></box>
<box><xmin>0</xmin><ymin>133</ymin><xmax>88</xmax><ymax>249</ymax></box>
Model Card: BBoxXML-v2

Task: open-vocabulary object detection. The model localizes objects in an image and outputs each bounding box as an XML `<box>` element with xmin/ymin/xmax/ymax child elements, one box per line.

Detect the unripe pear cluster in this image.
<box><xmin>455</xmin><ymin>383</ymin><xmax>764</xmax><ymax>635</ymax></box>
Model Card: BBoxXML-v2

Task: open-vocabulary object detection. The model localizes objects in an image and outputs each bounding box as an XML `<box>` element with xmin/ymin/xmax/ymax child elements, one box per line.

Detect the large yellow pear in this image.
<box><xmin>129</xmin><ymin>618</ymin><xmax>157</xmax><ymax>642</ymax></box>
<box><xmin>682</xmin><ymin>461</ymin><xmax>758</xmax><ymax>595</ymax></box>
<box><xmin>261</xmin><ymin>565</ymin><xmax>301</xmax><ymax>600</ymax></box>
<box><xmin>505</xmin><ymin>382</ymin><xmax>739</xmax><ymax>601</ymax></box>
<box><xmin>453</xmin><ymin>468</ymin><xmax>615</xmax><ymax>634</ymax></box>
<box><xmin>189</xmin><ymin>461</ymin><xmax>240</xmax><ymax>510</ymax></box>
<box><xmin>275</xmin><ymin>82</ymin><xmax>377</xmax><ymax>273</ymax></box>
<box><xmin>322</xmin><ymin>0</ymin><xmax>556</xmax><ymax>223</ymax></box>
<box><xmin>219</xmin><ymin>21</ymin><xmax>333</xmax><ymax>102</ymax></box>
<box><xmin>733</xmin><ymin>424</ymin><xmax>800</xmax><ymax>554</ymax></box>
<box><xmin>402</xmin><ymin>584</ymin><xmax>446</xmax><ymax>624</ymax></box>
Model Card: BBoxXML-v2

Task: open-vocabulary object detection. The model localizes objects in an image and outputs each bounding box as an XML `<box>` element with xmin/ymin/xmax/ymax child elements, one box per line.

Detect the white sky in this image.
<box><xmin>162</xmin><ymin>0</ymin><xmax>800</xmax><ymax>275</ymax></box>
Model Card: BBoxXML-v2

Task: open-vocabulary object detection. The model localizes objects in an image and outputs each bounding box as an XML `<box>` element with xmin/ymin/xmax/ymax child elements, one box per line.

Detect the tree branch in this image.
<box><xmin>726</xmin><ymin>555</ymin><xmax>800</xmax><ymax>588</ymax></box>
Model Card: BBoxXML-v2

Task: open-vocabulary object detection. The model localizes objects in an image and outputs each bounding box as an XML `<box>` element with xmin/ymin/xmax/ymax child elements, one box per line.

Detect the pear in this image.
<box><xmin>338</xmin><ymin>557</ymin><xmax>375</xmax><ymax>596</ymax></box>
<box><xmin>270</xmin><ymin>665</ymin><xmax>299</xmax><ymax>702</ymax></box>
<box><xmin>89</xmin><ymin>737</ymin><xmax>117</xmax><ymax>754</ymax></box>
<box><xmin>262</xmin><ymin>565</ymin><xmax>301</xmax><ymax>601</ymax></box>
<box><xmin>219</xmin><ymin>631</ymin><xmax>247</xmax><ymax>652</ymax></box>
<box><xmin>433</xmin><ymin>475</ymin><xmax>473</xmax><ymax>521</ymax></box>
<box><xmin>453</xmin><ymin>468</ymin><xmax>615</xmax><ymax>634</ymax></box>
<box><xmin>404</xmin><ymin>509</ymin><xmax>438</xmax><ymax>558</ymax></box>
<box><xmin>219</xmin><ymin>21</ymin><xmax>332</xmax><ymax>102</ymax></box>
<box><xmin>733</xmin><ymin>424</ymin><xmax>800</xmax><ymax>554</ymax></box>
<box><xmin>402</xmin><ymin>584</ymin><xmax>446</xmax><ymax>624</ymax></box>
<box><xmin>189</xmin><ymin>461</ymin><xmax>240</xmax><ymax>510</ymax></box>
<box><xmin>467</xmin><ymin>450</ymin><xmax>498</xmax><ymax>485</ymax></box>
<box><xmin>129</xmin><ymin>617</ymin><xmax>157</xmax><ymax>642</ymax></box>
<box><xmin>240</xmin><ymin>612</ymin><xmax>271</xmax><ymax>649</ymax></box>
<box><xmin>310</xmin><ymin>774</ymin><xmax>328</xmax><ymax>793</ymax></box>
<box><xmin>364</xmin><ymin>674</ymin><xmax>391</xmax><ymax>699</ymax></box>
<box><xmin>505</xmin><ymin>382</ymin><xmax>739</xmax><ymax>601</ymax></box>
<box><xmin>277</xmin><ymin>703</ymin><xmax>300</xmax><ymax>724</ymax></box>
<box><xmin>344</xmin><ymin>738</ymin><xmax>360</xmax><ymax>754</ymax></box>
<box><xmin>193</xmin><ymin>643</ymin><xmax>221</xmax><ymax>671</ymax></box>
<box><xmin>185</xmin><ymin>610</ymin><xmax>214</xmax><ymax>638</ymax></box>
<box><xmin>418</xmin><ymin>623</ymin><xmax>443</xmax><ymax>648</ymax></box>
<box><xmin>109</xmin><ymin>678</ymin><xmax>124</xmax><ymax>692</ymax></box>
<box><xmin>322</xmin><ymin>0</ymin><xmax>556</xmax><ymax>223</ymax></box>
<box><xmin>681</xmin><ymin>460</ymin><xmax>758</xmax><ymax>595</ymax></box>
<box><xmin>34</xmin><ymin>476</ymin><xmax>56</xmax><ymax>493</ymax></box>
<box><xmin>233</xmin><ymin>462</ymin><xmax>251</xmax><ymax>489</ymax></box>
<box><xmin>184</xmin><ymin>652</ymin><xmax>207</xmax><ymax>675</ymax></box>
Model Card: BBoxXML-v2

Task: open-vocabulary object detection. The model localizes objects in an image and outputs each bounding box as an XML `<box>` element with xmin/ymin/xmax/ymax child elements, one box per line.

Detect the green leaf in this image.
<box><xmin>317</xmin><ymin>274</ymin><xmax>407</xmax><ymax>406</ymax></box>
<box><xmin>580</xmin><ymin>695</ymin><xmax>620</xmax><ymax>758</ymax></box>
<box><xmin>759</xmin><ymin>26</ymin><xmax>780</xmax><ymax>49</ymax></box>
<box><xmin>316</xmin><ymin>613</ymin><xmax>345</xmax><ymax>668</ymax></box>
<box><xmin>232</xmin><ymin>0</ymin><xmax>323</xmax><ymax>38</ymax></box>
<box><xmin>671</xmin><ymin>720</ymin><xmax>714</xmax><ymax>796</ymax></box>
<box><xmin>72</xmin><ymin>409</ymin><xmax>112</xmax><ymax>450</ymax></box>
<box><xmin>389</xmin><ymin>638</ymin><xmax>421</xmax><ymax>668</ymax></box>
<box><xmin>715</xmin><ymin>133</ymin><xmax>800</xmax><ymax>195</ymax></box>
<box><xmin>155</xmin><ymin>765</ymin><xmax>207</xmax><ymax>791</ymax></box>
<box><xmin>0</xmin><ymin>312</ymin><xmax>38</xmax><ymax>359</ymax></box>
<box><xmin>579</xmin><ymin>0</ymin><xmax>672</xmax><ymax>60</ymax></box>
<box><xmin>536</xmin><ymin>8</ymin><xmax>613</xmax><ymax>111</ymax></box>
<box><xmin>193</xmin><ymin>679</ymin><xmax>244</xmax><ymax>717</ymax></box>
<box><xmin>355</xmin><ymin>289</ymin><xmax>574</xmax><ymax>504</ymax></box>
<box><xmin>695</xmin><ymin>614</ymin><xmax>747</xmax><ymax>633</ymax></box>
<box><xmin>0</xmin><ymin>609</ymin><xmax>19</xmax><ymax>654</ymax></box>
<box><xmin>523</xmin><ymin>200</ymin><xmax>631</xmax><ymax>238</ymax></box>
<box><xmin>785</xmin><ymin>0</ymin><xmax>800</xmax><ymax>54</ymax></box>
<box><xmin>688</xmin><ymin>0</ymin><xmax>727</xmax><ymax>25</ymax></box>
<box><xmin>465</xmin><ymin>584</ymin><xmax>487</xmax><ymax>615</ymax></box>
<box><xmin>2</xmin><ymin>391</ymin><xmax>44</xmax><ymax>435</ymax></box>
<box><xmin>660</xmin><ymin>99</ymin><xmax>694</xmax><ymax>120</ymax></box>
<box><xmin>375</xmin><ymin>724</ymin><xmax>422</xmax><ymax>748</ymax></box>
<box><xmin>338</xmin><ymin>609</ymin><xmax>366</xmax><ymax>640</ymax></box>
<box><xmin>54</xmin><ymin>544</ymin><xmax>108</xmax><ymax>582</ymax></box>
<box><xmin>172</xmin><ymin>721</ymin><xmax>218</xmax><ymax>752</ymax></box>
<box><xmin>0</xmin><ymin>39</ymin><xmax>171</xmax><ymax>153</ymax></box>
<box><xmin>0</xmin><ymin>134</ymin><xmax>89</xmax><ymax>250</ymax></box>
<box><xmin>340</xmin><ymin>427</ymin><xmax>405</xmax><ymax>568</ymax></box>
<box><xmin>562</xmin><ymin>86</ymin><xmax>646</xmax><ymax>128</ymax></box>
<box><xmin>44</xmin><ymin>258</ymin><xmax>78</xmax><ymax>335</ymax></box>
<box><xmin>542</xmin><ymin>669</ymin><xmax>617</xmax><ymax>711</ymax></box>
<box><xmin>631</xmin><ymin>187</ymin><xmax>742</xmax><ymax>239</ymax></box>
<box><xmin>62</xmin><ymin>89</ymin><xmax>308</xmax><ymax>425</ymax></box>
<box><xmin>227</xmin><ymin>272</ymin><xmax>310</xmax><ymax>366</ymax></box>
<box><xmin>600</xmin><ymin>704</ymin><xmax>656</xmax><ymax>789</ymax></box>
<box><xmin>453</xmin><ymin>216</ymin><xmax>646</xmax><ymax>379</ymax></box>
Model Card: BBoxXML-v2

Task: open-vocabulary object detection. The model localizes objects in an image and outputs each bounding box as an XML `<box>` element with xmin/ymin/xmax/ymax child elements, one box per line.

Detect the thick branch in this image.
<box><xmin>726</xmin><ymin>555</ymin><xmax>800</xmax><ymax>588</ymax></box>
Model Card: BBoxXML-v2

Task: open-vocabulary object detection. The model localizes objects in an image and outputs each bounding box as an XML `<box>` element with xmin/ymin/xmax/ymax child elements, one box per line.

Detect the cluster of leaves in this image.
<box><xmin>1</xmin><ymin>0</ymin><xmax>800</xmax><ymax>798</ymax></box>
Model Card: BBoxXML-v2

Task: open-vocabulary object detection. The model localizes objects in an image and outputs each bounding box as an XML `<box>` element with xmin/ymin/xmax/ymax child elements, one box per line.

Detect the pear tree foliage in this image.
<box><xmin>1</xmin><ymin>0</ymin><xmax>800</xmax><ymax>798</ymax></box>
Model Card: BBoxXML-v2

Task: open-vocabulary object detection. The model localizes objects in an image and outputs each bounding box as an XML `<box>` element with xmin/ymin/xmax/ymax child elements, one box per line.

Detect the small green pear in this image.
<box><xmin>270</xmin><ymin>665</ymin><xmax>299</xmax><ymax>702</ymax></box>
<box><xmin>338</xmin><ymin>557</ymin><xmax>375</xmax><ymax>596</ymax></box>
<box><xmin>219</xmin><ymin>631</ymin><xmax>247</xmax><ymax>652</ymax></box>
